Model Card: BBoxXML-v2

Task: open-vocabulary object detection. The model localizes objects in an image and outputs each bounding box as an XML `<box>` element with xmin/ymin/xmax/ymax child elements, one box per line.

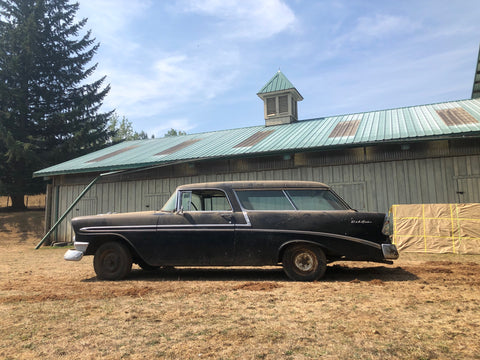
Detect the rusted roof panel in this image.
<box><xmin>155</xmin><ymin>139</ymin><xmax>201</xmax><ymax>156</ymax></box>
<box><xmin>329</xmin><ymin>120</ymin><xmax>361</xmax><ymax>138</ymax></box>
<box><xmin>436</xmin><ymin>108</ymin><xmax>479</xmax><ymax>126</ymax></box>
<box><xmin>234</xmin><ymin>130</ymin><xmax>275</xmax><ymax>148</ymax></box>
<box><xmin>87</xmin><ymin>145</ymin><xmax>139</xmax><ymax>163</ymax></box>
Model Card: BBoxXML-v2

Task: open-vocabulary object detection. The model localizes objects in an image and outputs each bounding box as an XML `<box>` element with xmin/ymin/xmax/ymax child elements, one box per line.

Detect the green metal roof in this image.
<box><xmin>257</xmin><ymin>70</ymin><xmax>296</xmax><ymax>94</ymax></box>
<box><xmin>472</xmin><ymin>44</ymin><xmax>480</xmax><ymax>99</ymax></box>
<box><xmin>34</xmin><ymin>98</ymin><xmax>480</xmax><ymax>178</ymax></box>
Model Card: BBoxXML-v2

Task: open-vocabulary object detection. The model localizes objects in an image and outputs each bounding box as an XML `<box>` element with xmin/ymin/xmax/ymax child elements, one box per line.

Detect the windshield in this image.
<box><xmin>161</xmin><ymin>192</ymin><xmax>177</xmax><ymax>212</ymax></box>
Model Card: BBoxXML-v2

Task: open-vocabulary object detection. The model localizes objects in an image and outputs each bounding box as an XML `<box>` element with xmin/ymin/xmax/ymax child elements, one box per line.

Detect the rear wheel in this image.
<box><xmin>94</xmin><ymin>242</ymin><xmax>132</xmax><ymax>280</ymax></box>
<box><xmin>282</xmin><ymin>244</ymin><xmax>327</xmax><ymax>281</ymax></box>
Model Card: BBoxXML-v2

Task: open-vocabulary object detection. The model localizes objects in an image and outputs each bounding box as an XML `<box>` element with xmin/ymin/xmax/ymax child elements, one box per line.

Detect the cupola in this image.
<box><xmin>257</xmin><ymin>71</ymin><xmax>303</xmax><ymax>126</ymax></box>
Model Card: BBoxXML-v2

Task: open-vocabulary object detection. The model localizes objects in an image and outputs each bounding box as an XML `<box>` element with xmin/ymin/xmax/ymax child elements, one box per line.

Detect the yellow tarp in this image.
<box><xmin>390</xmin><ymin>203</ymin><xmax>480</xmax><ymax>254</ymax></box>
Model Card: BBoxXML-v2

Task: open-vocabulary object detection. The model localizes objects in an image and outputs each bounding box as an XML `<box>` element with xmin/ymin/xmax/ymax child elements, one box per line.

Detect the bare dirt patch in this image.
<box><xmin>1</xmin><ymin>211</ymin><xmax>480</xmax><ymax>359</ymax></box>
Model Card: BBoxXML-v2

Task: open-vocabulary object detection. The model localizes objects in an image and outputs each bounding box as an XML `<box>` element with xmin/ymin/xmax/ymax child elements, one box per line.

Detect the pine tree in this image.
<box><xmin>0</xmin><ymin>0</ymin><xmax>112</xmax><ymax>209</ymax></box>
<box><xmin>107</xmin><ymin>113</ymin><xmax>149</xmax><ymax>142</ymax></box>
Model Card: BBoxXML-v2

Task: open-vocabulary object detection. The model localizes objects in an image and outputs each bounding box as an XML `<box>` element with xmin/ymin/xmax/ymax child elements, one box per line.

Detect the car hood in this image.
<box><xmin>71</xmin><ymin>210</ymin><xmax>165</xmax><ymax>232</ymax></box>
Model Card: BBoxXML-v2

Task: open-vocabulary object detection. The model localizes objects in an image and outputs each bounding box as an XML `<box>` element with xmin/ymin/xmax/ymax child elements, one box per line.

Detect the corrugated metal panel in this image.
<box><xmin>329</xmin><ymin>119</ymin><xmax>361</xmax><ymax>138</ymax></box>
<box><xmin>87</xmin><ymin>145</ymin><xmax>139</xmax><ymax>163</ymax></box>
<box><xmin>234</xmin><ymin>130</ymin><xmax>275</xmax><ymax>148</ymax></box>
<box><xmin>436</xmin><ymin>108</ymin><xmax>479</xmax><ymax>126</ymax></box>
<box><xmin>155</xmin><ymin>139</ymin><xmax>202</xmax><ymax>155</ymax></box>
<box><xmin>34</xmin><ymin>98</ymin><xmax>480</xmax><ymax>177</ymax></box>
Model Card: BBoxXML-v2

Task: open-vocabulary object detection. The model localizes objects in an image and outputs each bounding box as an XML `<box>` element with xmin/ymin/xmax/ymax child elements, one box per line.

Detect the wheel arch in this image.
<box><xmin>277</xmin><ymin>240</ymin><xmax>330</xmax><ymax>263</ymax></box>
<box><xmin>83</xmin><ymin>233</ymin><xmax>139</xmax><ymax>260</ymax></box>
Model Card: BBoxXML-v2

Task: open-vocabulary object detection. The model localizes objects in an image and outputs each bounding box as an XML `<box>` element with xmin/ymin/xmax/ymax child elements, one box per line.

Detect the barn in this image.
<box><xmin>34</xmin><ymin>68</ymin><xmax>480</xmax><ymax>244</ymax></box>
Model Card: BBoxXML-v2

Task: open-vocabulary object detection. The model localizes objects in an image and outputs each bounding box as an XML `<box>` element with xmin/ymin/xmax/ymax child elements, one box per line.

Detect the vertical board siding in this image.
<box><xmin>50</xmin><ymin>154</ymin><xmax>480</xmax><ymax>242</ymax></box>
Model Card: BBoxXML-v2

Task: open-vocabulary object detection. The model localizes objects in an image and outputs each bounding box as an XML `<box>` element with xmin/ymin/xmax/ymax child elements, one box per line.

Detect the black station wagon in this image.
<box><xmin>64</xmin><ymin>181</ymin><xmax>398</xmax><ymax>281</ymax></box>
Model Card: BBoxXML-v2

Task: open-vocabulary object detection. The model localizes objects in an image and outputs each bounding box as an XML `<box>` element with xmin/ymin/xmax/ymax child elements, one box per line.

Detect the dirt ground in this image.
<box><xmin>1</xmin><ymin>211</ymin><xmax>479</xmax><ymax>360</ymax></box>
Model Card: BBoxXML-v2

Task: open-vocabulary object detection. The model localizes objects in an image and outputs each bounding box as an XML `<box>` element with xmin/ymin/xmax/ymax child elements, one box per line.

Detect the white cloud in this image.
<box><xmin>334</xmin><ymin>13</ymin><xmax>419</xmax><ymax>47</ymax></box>
<box><xmin>148</xmin><ymin>118</ymin><xmax>196</xmax><ymax>138</ymax></box>
<box><xmin>102</xmin><ymin>50</ymin><xmax>241</xmax><ymax>121</ymax></box>
<box><xmin>176</xmin><ymin>0</ymin><xmax>297</xmax><ymax>39</ymax></box>
<box><xmin>77</xmin><ymin>0</ymin><xmax>151</xmax><ymax>51</ymax></box>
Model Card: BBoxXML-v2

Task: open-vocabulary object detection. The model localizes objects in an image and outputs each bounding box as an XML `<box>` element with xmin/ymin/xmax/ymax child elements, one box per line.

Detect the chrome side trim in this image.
<box><xmin>80</xmin><ymin>224</ymin><xmax>236</xmax><ymax>233</ymax></box>
<box><xmin>235</xmin><ymin>228</ymin><xmax>382</xmax><ymax>249</ymax></box>
<box><xmin>77</xmin><ymin>224</ymin><xmax>381</xmax><ymax>250</ymax></box>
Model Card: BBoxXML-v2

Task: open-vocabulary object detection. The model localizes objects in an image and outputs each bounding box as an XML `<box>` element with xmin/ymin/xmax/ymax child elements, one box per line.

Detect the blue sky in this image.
<box><xmin>76</xmin><ymin>0</ymin><xmax>480</xmax><ymax>137</ymax></box>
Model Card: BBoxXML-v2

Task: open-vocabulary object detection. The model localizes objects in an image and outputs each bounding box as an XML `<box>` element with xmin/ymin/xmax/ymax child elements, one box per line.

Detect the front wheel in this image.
<box><xmin>94</xmin><ymin>242</ymin><xmax>132</xmax><ymax>280</ymax></box>
<box><xmin>282</xmin><ymin>244</ymin><xmax>327</xmax><ymax>281</ymax></box>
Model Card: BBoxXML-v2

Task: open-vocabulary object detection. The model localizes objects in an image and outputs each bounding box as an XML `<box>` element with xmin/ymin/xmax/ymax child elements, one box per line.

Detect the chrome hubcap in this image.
<box><xmin>294</xmin><ymin>252</ymin><xmax>315</xmax><ymax>272</ymax></box>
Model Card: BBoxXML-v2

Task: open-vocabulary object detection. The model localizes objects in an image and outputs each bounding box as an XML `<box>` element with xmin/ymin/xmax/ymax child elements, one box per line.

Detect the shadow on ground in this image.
<box><xmin>83</xmin><ymin>264</ymin><xmax>417</xmax><ymax>283</ymax></box>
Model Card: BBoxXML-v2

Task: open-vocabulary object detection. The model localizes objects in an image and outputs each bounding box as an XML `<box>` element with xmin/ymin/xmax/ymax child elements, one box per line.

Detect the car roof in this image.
<box><xmin>177</xmin><ymin>181</ymin><xmax>330</xmax><ymax>191</ymax></box>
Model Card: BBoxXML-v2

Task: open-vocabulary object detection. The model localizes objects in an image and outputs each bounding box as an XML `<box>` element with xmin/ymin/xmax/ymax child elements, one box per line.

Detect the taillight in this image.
<box><xmin>381</xmin><ymin>213</ymin><xmax>393</xmax><ymax>236</ymax></box>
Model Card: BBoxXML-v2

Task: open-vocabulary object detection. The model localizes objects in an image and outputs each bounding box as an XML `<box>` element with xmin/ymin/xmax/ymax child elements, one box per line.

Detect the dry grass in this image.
<box><xmin>1</xmin><ymin>211</ymin><xmax>480</xmax><ymax>360</ymax></box>
<box><xmin>0</xmin><ymin>194</ymin><xmax>46</xmax><ymax>209</ymax></box>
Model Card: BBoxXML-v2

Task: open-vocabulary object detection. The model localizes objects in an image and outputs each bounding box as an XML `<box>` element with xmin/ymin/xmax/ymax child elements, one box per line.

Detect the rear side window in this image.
<box><xmin>286</xmin><ymin>190</ymin><xmax>348</xmax><ymax>210</ymax></box>
<box><xmin>236</xmin><ymin>189</ymin><xmax>349</xmax><ymax>211</ymax></box>
<box><xmin>236</xmin><ymin>190</ymin><xmax>294</xmax><ymax>210</ymax></box>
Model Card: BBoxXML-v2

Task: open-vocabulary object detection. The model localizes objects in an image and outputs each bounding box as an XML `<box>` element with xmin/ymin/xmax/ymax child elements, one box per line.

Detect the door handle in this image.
<box><xmin>221</xmin><ymin>214</ymin><xmax>233</xmax><ymax>223</ymax></box>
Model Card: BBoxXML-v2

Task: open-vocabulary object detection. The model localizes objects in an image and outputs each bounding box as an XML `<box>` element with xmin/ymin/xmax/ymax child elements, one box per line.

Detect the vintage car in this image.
<box><xmin>64</xmin><ymin>181</ymin><xmax>398</xmax><ymax>281</ymax></box>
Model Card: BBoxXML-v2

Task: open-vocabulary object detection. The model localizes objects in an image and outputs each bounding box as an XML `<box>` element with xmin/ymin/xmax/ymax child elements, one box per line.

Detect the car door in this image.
<box><xmin>153</xmin><ymin>189</ymin><xmax>236</xmax><ymax>265</ymax></box>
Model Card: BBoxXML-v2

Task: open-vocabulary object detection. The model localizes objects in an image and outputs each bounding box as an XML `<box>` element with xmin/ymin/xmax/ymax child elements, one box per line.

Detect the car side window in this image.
<box><xmin>235</xmin><ymin>190</ymin><xmax>295</xmax><ymax>210</ymax></box>
<box><xmin>180</xmin><ymin>190</ymin><xmax>232</xmax><ymax>212</ymax></box>
<box><xmin>286</xmin><ymin>190</ymin><xmax>348</xmax><ymax>210</ymax></box>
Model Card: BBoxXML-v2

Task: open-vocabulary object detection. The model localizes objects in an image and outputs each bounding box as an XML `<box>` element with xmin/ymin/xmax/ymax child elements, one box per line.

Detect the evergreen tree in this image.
<box><xmin>0</xmin><ymin>0</ymin><xmax>112</xmax><ymax>209</ymax></box>
<box><xmin>107</xmin><ymin>113</ymin><xmax>149</xmax><ymax>142</ymax></box>
<box><xmin>164</xmin><ymin>128</ymin><xmax>187</xmax><ymax>137</ymax></box>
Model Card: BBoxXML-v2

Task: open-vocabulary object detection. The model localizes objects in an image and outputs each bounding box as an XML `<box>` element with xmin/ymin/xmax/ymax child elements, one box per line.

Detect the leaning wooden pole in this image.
<box><xmin>35</xmin><ymin>175</ymin><xmax>100</xmax><ymax>249</ymax></box>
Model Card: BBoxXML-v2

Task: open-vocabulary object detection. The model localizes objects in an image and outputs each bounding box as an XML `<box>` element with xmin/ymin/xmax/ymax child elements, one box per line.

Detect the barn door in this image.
<box><xmin>455</xmin><ymin>176</ymin><xmax>480</xmax><ymax>203</ymax></box>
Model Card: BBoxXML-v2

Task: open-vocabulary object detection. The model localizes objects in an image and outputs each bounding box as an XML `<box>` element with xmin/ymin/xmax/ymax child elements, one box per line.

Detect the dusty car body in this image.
<box><xmin>65</xmin><ymin>181</ymin><xmax>398</xmax><ymax>281</ymax></box>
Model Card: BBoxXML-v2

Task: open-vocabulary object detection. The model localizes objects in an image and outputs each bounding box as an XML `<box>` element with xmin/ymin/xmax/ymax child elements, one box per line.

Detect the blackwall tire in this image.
<box><xmin>282</xmin><ymin>244</ymin><xmax>327</xmax><ymax>281</ymax></box>
<box><xmin>94</xmin><ymin>242</ymin><xmax>132</xmax><ymax>280</ymax></box>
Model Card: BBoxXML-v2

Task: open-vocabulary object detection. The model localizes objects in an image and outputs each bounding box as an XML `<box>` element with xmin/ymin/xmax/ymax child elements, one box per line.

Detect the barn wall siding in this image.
<box><xmin>49</xmin><ymin>153</ymin><xmax>480</xmax><ymax>243</ymax></box>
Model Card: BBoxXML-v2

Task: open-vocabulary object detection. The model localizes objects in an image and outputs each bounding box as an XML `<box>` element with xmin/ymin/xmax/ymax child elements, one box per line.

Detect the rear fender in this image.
<box><xmin>278</xmin><ymin>240</ymin><xmax>329</xmax><ymax>263</ymax></box>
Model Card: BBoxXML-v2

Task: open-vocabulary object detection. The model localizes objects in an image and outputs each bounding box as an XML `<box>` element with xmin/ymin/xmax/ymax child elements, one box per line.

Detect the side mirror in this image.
<box><xmin>175</xmin><ymin>206</ymin><xmax>184</xmax><ymax>215</ymax></box>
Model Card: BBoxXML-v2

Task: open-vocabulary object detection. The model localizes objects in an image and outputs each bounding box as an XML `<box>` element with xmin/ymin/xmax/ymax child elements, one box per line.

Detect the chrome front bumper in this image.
<box><xmin>382</xmin><ymin>243</ymin><xmax>399</xmax><ymax>260</ymax></box>
<box><xmin>64</xmin><ymin>241</ymin><xmax>89</xmax><ymax>261</ymax></box>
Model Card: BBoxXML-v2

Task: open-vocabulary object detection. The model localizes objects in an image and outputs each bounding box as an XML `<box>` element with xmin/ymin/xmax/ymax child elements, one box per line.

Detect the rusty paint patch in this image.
<box><xmin>155</xmin><ymin>139</ymin><xmax>201</xmax><ymax>156</ymax></box>
<box><xmin>87</xmin><ymin>145</ymin><xmax>139</xmax><ymax>163</ymax></box>
<box><xmin>329</xmin><ymin>120</ymin><xmax>361</xmax><ymax>138</ymax></box>
<box><xmin>436</xmin><ymin>108</ymin><xmax>479</xmax><ymax>126</ymax></box>
<box><xmin>234</xmin><ymin>130</ymin><xmax>275</xmax><ymax>148</ymax></box>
